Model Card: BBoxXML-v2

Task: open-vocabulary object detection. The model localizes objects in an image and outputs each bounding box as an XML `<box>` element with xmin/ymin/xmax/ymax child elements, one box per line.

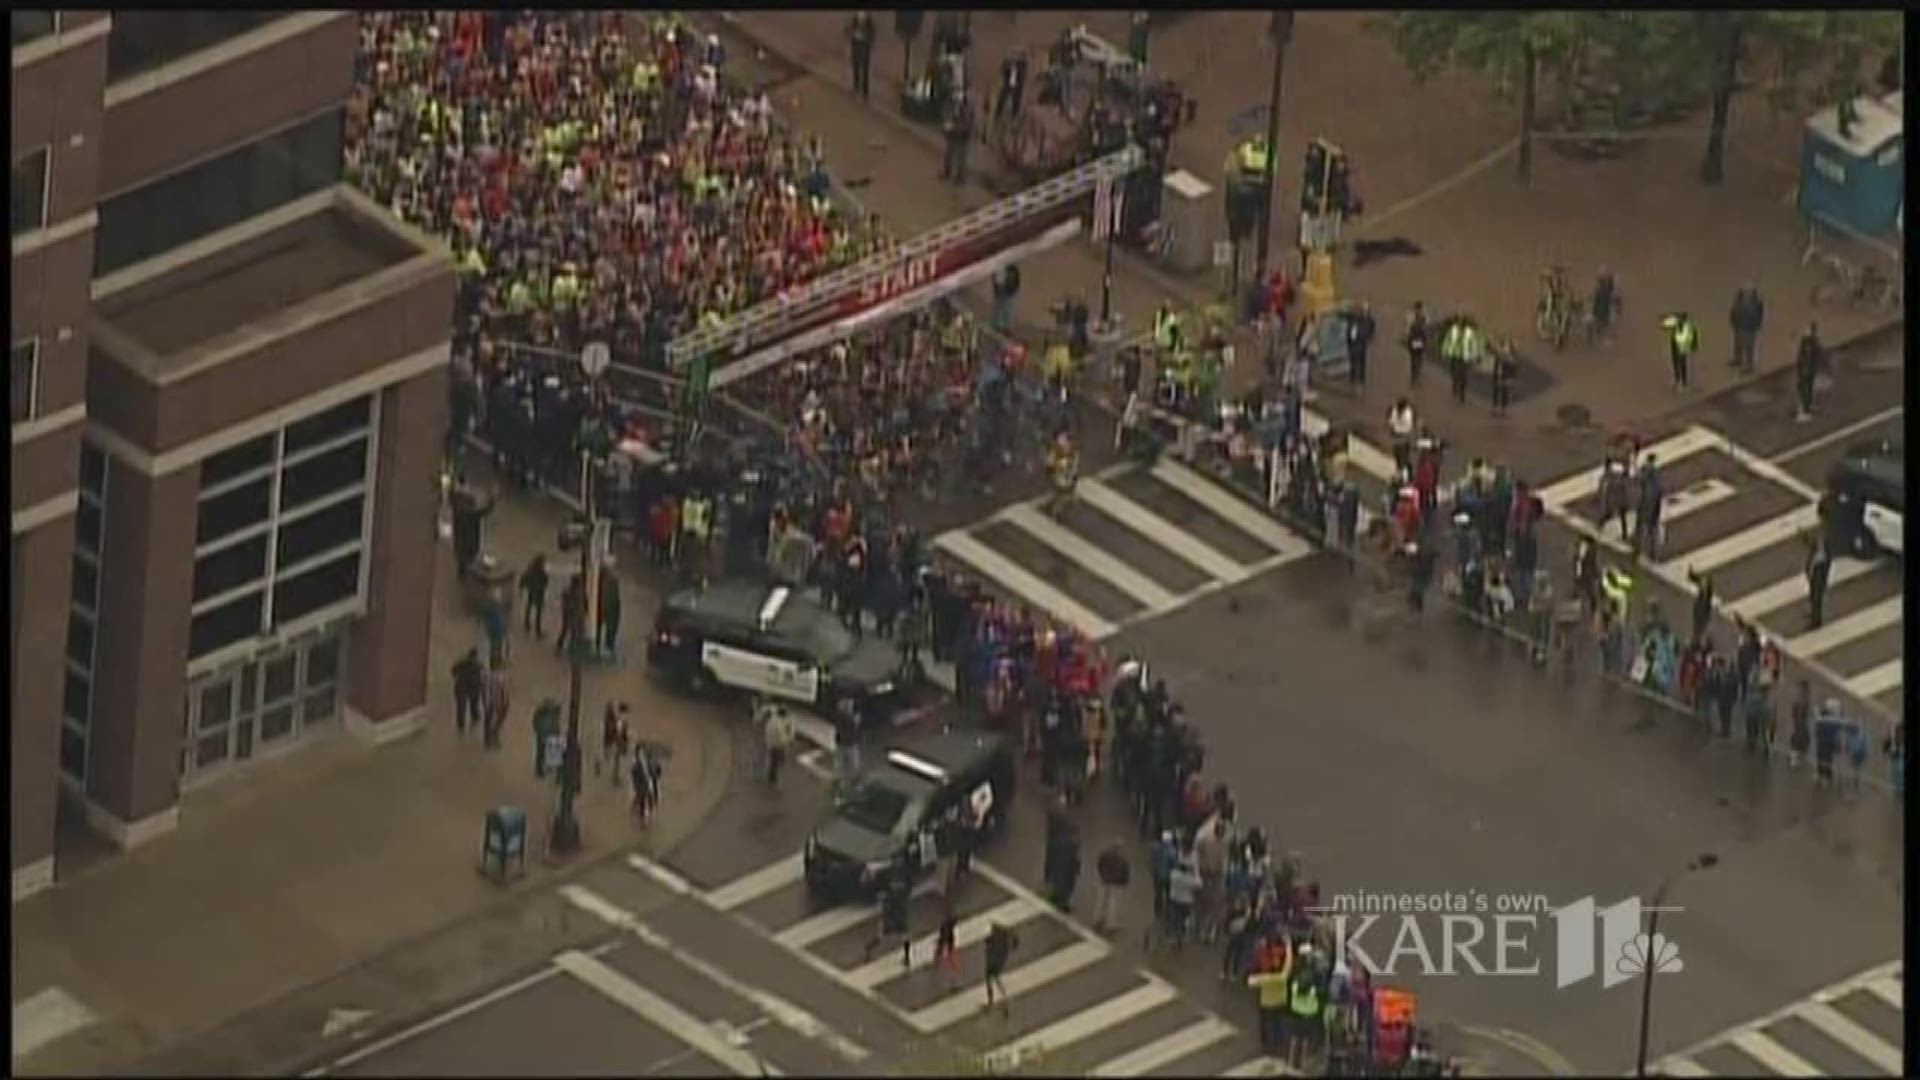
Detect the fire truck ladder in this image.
<box><xmin>667</xmin><ymin>143</ymin><xmax>1145</xmax><ymax>369</ymax></box>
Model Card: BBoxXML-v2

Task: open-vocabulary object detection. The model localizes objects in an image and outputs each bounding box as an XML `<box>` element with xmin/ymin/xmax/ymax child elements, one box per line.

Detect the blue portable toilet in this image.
<box><xmin>1797</xmin><ymin>95</ymin><xmax>1905</xmax><ymax>238</ymax></box>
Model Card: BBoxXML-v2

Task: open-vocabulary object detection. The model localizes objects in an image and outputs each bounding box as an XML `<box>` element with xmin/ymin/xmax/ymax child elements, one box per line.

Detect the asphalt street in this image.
<box><xmin>1107</xmin><ymin>560</ymin><xmax>1903</xmax><ymax>1076</ymax></box>
<box><xmin>312</xmin><ymin>736</ymin><xmax>1296</xmax><ymax>1079</ymax></box>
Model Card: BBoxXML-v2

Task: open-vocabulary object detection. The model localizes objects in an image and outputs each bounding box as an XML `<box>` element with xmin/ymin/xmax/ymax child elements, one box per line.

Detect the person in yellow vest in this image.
<box><xmin>1237</xmin><ymin>135</ymin><xmax>1272</xmax><ymax>186</ymax></box>
<box><xmin>1285</xmin><ymin>962</ymin><xmax>1323</xmax><ymax>1067</ymax></box>
<box><xmin>1246</xmin><ymin>947</ymin><xmax>1294</xmax><ymax>1054</ymax></box>
<box><xmin>1661</xmin><ymin>311</ymin><xmax>1699</xmax><ymax>391</ymax></box>
<box><xmin>1153</xmin><ymin>303</ymin><xmax>1183</xmax><ymax>355</ymax></box>
<box><xmin>680</xmin><ymin>493</ymin><xmax>712</xmax><ymax>578</ymax></box>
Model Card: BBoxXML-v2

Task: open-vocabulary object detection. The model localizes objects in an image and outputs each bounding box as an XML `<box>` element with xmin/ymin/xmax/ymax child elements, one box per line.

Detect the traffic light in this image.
<box><xmin>1301</xmin><ymin>141</ymin><xmax>1327</xmax><ymax>216</ymax></box>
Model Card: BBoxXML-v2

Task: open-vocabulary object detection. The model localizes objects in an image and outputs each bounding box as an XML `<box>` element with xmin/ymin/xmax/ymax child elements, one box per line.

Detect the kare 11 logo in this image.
<box><xmin>1312</xmin><ymin>892</ymin><xmax>1685</xmax><ymax>988</ymax></box>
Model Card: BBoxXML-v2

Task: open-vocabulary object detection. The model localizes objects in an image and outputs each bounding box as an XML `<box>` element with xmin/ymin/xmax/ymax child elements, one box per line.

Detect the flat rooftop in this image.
<box><xmin>96</xmin><ymin>199</ymin><xmax>420</xmax><ymax>361</ymax></box>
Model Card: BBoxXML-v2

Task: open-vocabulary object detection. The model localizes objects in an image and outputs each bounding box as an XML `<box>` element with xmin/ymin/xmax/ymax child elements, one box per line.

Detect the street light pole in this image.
<box><xmin>1251</xmin><ymin>11</ymin><xmax>1294</xmax><ymax>295</ymax></box>
<box><xmin>1634</xmin><ymin>853</ymin><xmax>1719</xmax><ymax>1077</ymax></box>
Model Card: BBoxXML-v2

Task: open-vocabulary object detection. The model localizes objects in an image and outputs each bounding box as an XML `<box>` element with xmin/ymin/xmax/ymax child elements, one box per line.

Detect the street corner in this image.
<box><xmin>1438</xmin><ymin>1022</ymin><xmax>1583</xmax><ymax>1077</ymax></box>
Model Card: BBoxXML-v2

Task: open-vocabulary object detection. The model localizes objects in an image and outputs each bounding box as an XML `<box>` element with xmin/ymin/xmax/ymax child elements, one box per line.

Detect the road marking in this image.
<box><xmin>1002</xmin><ymin>503</ymin><xmax>1183</xmax><ymax>610</ymax></box>
<box><xmin>708</xmin><ymin>854</ymin><xmax>804</xmax><ymax>912</ymax></box>
<box><xmin>1460</xmin><ymin>1025</ymin><xmax>1578</xmax><ymax>1076</ymax></box>
<box><xmin>1724</xmin><ymin>557</ymin><xmax>1878</xmax><ymax>619</ymax></box>
<box><xmin>1770</xmin><ymin>406</ymin><xmax>1905</xmax><ymax>466</ymax></box>
<box><xmin>1784</xmin><ymin>596</ymin><xmax>1903</xmax><ymax>658</ymax></box>
<box><xmin>1358</xmin><ymin>135</ymin><xmax>1520</xmax><ymax>231</ymax></box>
<box><xmin>773</xmin><ymin>876</ymin><xmax>941</xmax><ymax>951</ymax></box>
<box><xmin>12</xmin><ymin>988</ymin><xmax>98</xmax><ymax>1062</ymax></box>
<box><xmin>1700</xmin><ymin>425</ymin><xmax>1820</xmax><ymax>502</ymax></box>
<box><xmin>1656</xmin><ymin>1056</ymin><xmax>1711</xmax><ymax>1076</ymax></box>
<box><xmin>558</xmin><ymin>885</ymin><xmax>870</xmax><ymax>1063</ymax></box>
<box><xmin>906</xmin><ymin>939</ymin><xmax>1107</xmax><ymax>1032</ymax></box>
<box><xmin>842</xmin><ymin>897</ymin><xmax>1042</xmax><ymax>992</ymax></box>
<box><xmin>1860</xmin><ymin>973</ymin><xmax>1902</xmax><ymax>1010</ymax></box>
<box><xmin>934</xmin><ymin>531</ymin><xmax>1120</xmax><ymax>638</ymax></box>
<box><xmin>1537</xmin><ymin>428</ymin><xmax>1721</xmax><ymax>509</ymax></box>
<box><xmin>1847</xmin><ymin>657</ymin><xmax>1903</xmax><ymax>699</ymax></box>
<box><xmin>1221</xmin><ymin>1056</ymin><xmax>1297</xmax><ymax>1077</ymax></box>
<box><xmin>305</xmin><ymin>943</ymin><xmax>620</xmax><ymax>1076</ymax></box>
<box><xmin>1149</xmin><ymin>458</ymin><xmax>1315</xmax><ymax>560</ymax></box>
<box><xmin>1090</xmin><ymin>1016</ymin><xmax>1237</xmax><ymax>1077</ymax></box>
<box><xmin>1728</xmin><ymin>1030</ymin><xmax>1818</xmax><ymax>1077</ymax></box>
<box><xmin>1797</xmin><ymin>1002</ymin><xmax>1902</xmax><ymax>1073</ymax></box>
<box><xmin>1077</xmin><ymin>479</ymin><xmax>1250</xmax><ymax>583</ymax></box>
<box><xmin>1658</xmin><ymin>479</ymin><xmax>1741</xmax><ymax>524</ymax></box>
<box><xmin>981</xmin><ymin>981</ymin><xmax>1177</xmax><ymax>1071</ymax></box>
<box><xmin>1653</xmin><ymin>962</ymin><xmax>1902</xmax><ymax>1080</ymax></box>
<box><xmin>626</xmin><ymin>853</ymin><xmax>700</xmax><ymax>899</ymax></box>
<box><xmin>553</xmin><ymin>951</ymin><xmax>779</xmax><ymax>1076</ymax></box>
<box><xmin>1657</xmin><ymin>504</ymin><xmax>1821</xmax><ymax>577</ymax></box>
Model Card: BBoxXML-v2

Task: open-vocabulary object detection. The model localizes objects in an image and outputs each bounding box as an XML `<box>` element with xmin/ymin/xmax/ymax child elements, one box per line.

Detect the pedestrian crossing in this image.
<box><xmin>1539</xmin><ymin>424</ymin><xmax>1905</xmax><ymax>717</ymax></box>
<box><xmin>930</xmin><ymin>455</ymin><xmax>1321</xmax><ymax>642</ymax></box>
<box><xmin>1650</xmin><ymin>962</ymin><xmax>1903</xmax><ymax>1077</ymax></box>
<box><xmin>618</xmin><ymin>845</ymin><xmax>1296</xmax><ymax>1076</ymax></box>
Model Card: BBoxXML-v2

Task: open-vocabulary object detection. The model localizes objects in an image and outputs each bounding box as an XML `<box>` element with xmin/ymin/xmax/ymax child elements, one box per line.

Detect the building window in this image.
<box><xmin>11</xmin><ymin>10</ymin><xmax>56</xmax><ymax>48</ymax></box>
<box><xmin>106</xmin><ymin>11</ymin><xmax>285</xmax><ymax>83</ymax></box>
<box><xmin>94</xmin><ymin>108</ymin><xmax>343</xmax><ymax>275</ymax></box>
<box><xmin>11</xmin><ymin>338</ymin><xmax>38</xmax><ymax>424</ymax></box>
<box><xmin>12</xmin><ymin>147</ymin><xmax>49</xmax><ymax>237</ymax></box>
<box><xmin>189</xmin><ymin>394</ymin><xmax>377</xmax><ymax>664</ymax></box>
<box><xmin>61</xmin><ymin>442</ymin><xmax>108</xmax><ymax>786</ymax></box>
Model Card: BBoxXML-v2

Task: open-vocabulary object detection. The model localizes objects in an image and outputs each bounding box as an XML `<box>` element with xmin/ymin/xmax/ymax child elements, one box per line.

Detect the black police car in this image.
<box><xmin>1826</xmin><ymin>438</ymin><xmax>1903</xmax><ymax>559</ymax></box>
<box><xmin>648</xmin><ymin>579</ymin><xmax>913</xmax><ymax>727</ymax></box>
<box><xmin>804</xmin><ymin>727</ymin><xmax>1015</xmax><ymax>901</ymax></box>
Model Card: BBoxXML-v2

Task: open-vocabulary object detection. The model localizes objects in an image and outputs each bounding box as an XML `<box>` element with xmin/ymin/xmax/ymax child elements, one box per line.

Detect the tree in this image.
<box><xmin>1695</xmin><ymin>11</ymin><xmax>1903</xmax><ymax>184</ymax></box>
<box><xmin>1369</xmin><ymin>13</ymin><xmax>1595</xmax><ymax>184</ymax></box>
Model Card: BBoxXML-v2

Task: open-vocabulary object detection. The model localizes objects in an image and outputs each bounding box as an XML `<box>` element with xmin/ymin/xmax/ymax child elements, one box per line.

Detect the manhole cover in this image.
<box><xmin>1554</xmin><ymin>403</ymin><xmax>1594</xmax><ymax>429</ymax></box>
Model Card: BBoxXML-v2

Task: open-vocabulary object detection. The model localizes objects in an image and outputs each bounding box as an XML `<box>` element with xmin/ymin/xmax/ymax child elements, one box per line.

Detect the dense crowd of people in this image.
<box><xmin>350</xmin><ymin>11</ymin><xmax>890</xmax><ymax>370</ymax></box>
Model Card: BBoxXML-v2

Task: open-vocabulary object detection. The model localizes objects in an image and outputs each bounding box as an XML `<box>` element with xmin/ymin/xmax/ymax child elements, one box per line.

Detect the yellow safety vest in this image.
<box><xmin>1239</xmin><ymin>141</ymin><xmax>1270</xmax><ymax>178</ymax></box>
<box><xmin>1154</xmin><ymin>310</ymin><xmax>1180</xmax><ymax>351</ymax></box>
<box><xmin>1289</xmin><ymin>980</ymin><xmax>1321</xmax><ymax>1018</ymax></box>
<box><xmin>1247</xmin><ymin>971</ymin><xmax>1290</xmax><ymax>1010</ymax></box>
<box><xmin>1671</xmin><ymin>321</ymin><xmax>1698</xmax><ymax>354</ymax></box>
<box><xmin>1460</xmin><ymin>327</ymin><xmax>1483</xmax><ymax>362</ymax></box>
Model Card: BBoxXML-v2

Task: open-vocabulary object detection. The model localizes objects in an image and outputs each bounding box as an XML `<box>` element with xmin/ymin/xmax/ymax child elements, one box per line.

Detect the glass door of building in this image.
<box><xmin>181</xmin><ymin>628</ymin><xmax>346</xmax><ymax>784</ymax></box>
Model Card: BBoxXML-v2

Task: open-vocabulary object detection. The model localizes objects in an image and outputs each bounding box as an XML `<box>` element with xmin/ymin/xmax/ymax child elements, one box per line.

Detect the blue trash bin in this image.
<box><xmin>481</xmin><ymin>805</ymin><xmax>527</xmax><ymax>882</ymax></box>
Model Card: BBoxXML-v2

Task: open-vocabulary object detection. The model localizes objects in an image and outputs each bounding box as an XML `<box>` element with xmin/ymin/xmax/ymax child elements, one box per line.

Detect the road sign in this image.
<box><xmin>580</xmin><ymin>341</ymin><xmax>611</xmax><ymax>377</ymax></box>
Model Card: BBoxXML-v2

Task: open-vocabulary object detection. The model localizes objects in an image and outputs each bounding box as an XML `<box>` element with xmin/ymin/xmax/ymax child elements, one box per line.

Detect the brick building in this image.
<box><xmin>10</xmin><ymin>11</ymin><xmax>453</xmax><ymax>900</ymax></box>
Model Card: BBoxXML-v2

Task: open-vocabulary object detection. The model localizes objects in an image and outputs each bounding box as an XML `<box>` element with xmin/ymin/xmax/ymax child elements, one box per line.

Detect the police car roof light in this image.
<box><xmin>886</xmin><ymin>750</ymin><xmax>948</xmax><ymax>783</ymax></box>
<box><xmin>758</xmin><ymin>586</ymin><xmax>792</xmax><ymax>628</ymax></box>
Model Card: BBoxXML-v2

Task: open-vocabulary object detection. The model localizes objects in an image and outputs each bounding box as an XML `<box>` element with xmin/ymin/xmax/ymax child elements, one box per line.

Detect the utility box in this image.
<box><xmin>1160</xmin><ymin>168</ymin><xmax>1217</xmax><ymax>274</ymax></box>
<box><xmin>1797</xmin><ymin>96</ymin><xmax>1904</xmax><ymax>239</ymax></box>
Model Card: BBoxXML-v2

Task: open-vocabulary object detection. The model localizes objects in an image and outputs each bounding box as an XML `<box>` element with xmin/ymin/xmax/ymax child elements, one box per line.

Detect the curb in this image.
<box><xmin>1645</xmin><ymin>316</ymin><xmax>1904</xmax><ymax>427</ymax></box>
<box><xmin>1180</xmin><ymin>449</ymin><xmax>1906</xmax><ymax>797</ymax></box>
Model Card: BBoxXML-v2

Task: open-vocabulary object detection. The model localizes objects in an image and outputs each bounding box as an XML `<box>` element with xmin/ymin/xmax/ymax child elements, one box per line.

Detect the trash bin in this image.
<box><xmin>464</xmin><ymin>553</ymin><xmax>516</xmax><ymax>620</ymax></box>
<box><xmin>480</xmin><ymin>805</ymin><xmax>527</xmax><ymax>882</ymax></box>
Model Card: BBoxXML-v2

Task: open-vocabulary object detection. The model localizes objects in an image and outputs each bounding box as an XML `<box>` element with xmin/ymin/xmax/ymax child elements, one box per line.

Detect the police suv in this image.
<box><xmin>804</xmin><ymin>727</ymin><xmax>1015</xmax><ymax>900</ymax></box>
<box><xmin>1826</xmin><ymin>437</ymin><xmax>1903</xmax><ymax>559</ymax></box>
<box><xmin>647</xmin><ymin>579</ymin><xmax>912</xmax><ymax>726</ymax></box>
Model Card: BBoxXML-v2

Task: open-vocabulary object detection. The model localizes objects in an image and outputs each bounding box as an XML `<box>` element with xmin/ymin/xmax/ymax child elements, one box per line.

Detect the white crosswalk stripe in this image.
<box><xmin>934</xmin><ymin>460</ymin><xmax>1321</xmax><ymax>642</ymax></box>
<box><xmin>1537</xmin><ymin>422</ymin><xmax>1905</xmax><ymax>716</ymax></box>
<box><xmin>1650</xmin><ymin>962</ymin><xmax>1903</xmax><ymax>1078</ymax></box>
<box><xmin>619</xmin><ymin>847</ymin><xmax>1293</xmax><ymax>1075</ymax></box>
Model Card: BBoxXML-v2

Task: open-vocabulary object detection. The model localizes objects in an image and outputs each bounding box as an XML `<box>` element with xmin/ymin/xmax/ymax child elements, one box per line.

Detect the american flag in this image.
<box><xmin>1091</xmin><ymin>177</ymin><xmax>1125</xmax><ymax>242</ymax></box>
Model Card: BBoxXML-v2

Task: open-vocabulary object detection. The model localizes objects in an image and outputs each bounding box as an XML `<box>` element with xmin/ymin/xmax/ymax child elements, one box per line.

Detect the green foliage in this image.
<box><xmin>1371</xmin><ymin>11</ymin><xmax>1903</xmax><ymax>125</ymax></box>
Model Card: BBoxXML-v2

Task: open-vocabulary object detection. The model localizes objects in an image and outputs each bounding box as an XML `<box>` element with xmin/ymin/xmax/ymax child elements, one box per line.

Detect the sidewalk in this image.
<box><xmin>717</xmin><ymin>10</ymin><xmax>1899</xmax><ymax>479</ymax></box>
<box><xmin>10</xmin><ymin>485</ymin><xmax>734</xmax><ymax>1077</ymax></box>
